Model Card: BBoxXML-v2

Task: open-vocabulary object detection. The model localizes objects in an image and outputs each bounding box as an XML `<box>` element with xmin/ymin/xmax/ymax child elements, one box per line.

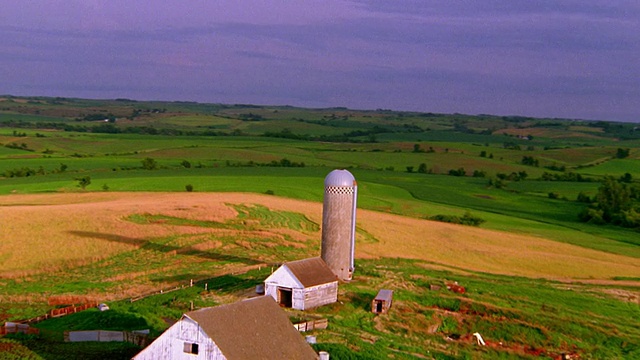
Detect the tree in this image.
<box><xmin>521</xmin><ymin>156</ymin><xmax>539</xmax><ymax>167</ymax></box>
<box><xmin>615</xmin><ymin>148</ymin><xmax>630</xmax><ymax>159</ymax></box>
<box><xmin>76</xmin><ymin>176</ymin><xmax>91</xmax><ymax>189</ymax></box>
<box><xmin>579</xmin><ymin>176</ymin><xmax>639</xmax><ymax>228</ymax></box>
<box><xmin>417</xmin><ymin>163</ymin><xmax>428</xmax><ymax>174</ymax></box>
<box><xmin>620</xmin><ymin>172</ymin><xmax>633</xmax><ymax>183</ymax></box>
<box><xmin>595</xmin><ymin>176</ymin><xmax>632</xmax><ymax>222</ymax></box>
<box><xmin>142</xmin><ymin>157</ymin><xmax>158</xmax><ymax>170</ymax></box>
<box><xmin>185</xmin><ymin>184</ymin><xmax>194</xmax><ymax>192</ymax></box>
<box><xmin>448</xmin><ymin>168</ymin><xmax>466</xmax><ymax>176</ymax></box>
<box><xmin>576</xmin><ymin>191</ymin><xmax>591</xmax><ymax>203</ymax></box>
<box><xmin>181</xmin><ymin>160</ymin><xmax>191</xmax><ymax>168</ymax></box>
<box><xmin>406</xmin><ymin>166</ymin><xmax>414</xmax><ymax>173</ymax></box>
<box><xmin>412</xmin><ymin>144</ymin><xmax>423</xmax><ymax>153</ymax></box>
<box><xmin>473</xmin><ymin>170</ymin><xmax>486</xmax><ymax>177</ymax></box>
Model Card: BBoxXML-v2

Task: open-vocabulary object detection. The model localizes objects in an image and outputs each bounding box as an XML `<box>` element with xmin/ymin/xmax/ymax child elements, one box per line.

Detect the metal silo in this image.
<box><xmin>321</xmin><ymin>169</ymin><xmax>357</xmax><ymax>281</ymax></box>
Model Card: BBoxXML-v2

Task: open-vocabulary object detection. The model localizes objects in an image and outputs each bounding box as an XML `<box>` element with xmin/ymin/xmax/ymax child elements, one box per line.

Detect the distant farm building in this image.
<box><xmin>133</xmin><ymin>296</ymin><xmax>317</xmax><ymax>360</ymax></box>
<box><xmin>264</xmin><ymin>257</ymin><xmax>338</xmax><ymax>310</ymax></box>
<box><xmin>371</xmin><ymin>289</ymin><xmax>393</xmax><ymax>314</ymax></box>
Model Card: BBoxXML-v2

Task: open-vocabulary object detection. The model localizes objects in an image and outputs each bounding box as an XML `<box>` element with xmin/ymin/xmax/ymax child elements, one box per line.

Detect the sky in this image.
<box><xmin>1</xmin><ymin>1</ymin><xmax>639</xmax><ymax>122</ymax></box>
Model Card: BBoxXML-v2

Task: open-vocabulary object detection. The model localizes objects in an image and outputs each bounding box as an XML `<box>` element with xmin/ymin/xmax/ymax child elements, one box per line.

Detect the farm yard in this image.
<box><xmin>0</xmin><ymin>96</ymin><xmax>639</xmax><ymax>359</ymax></box>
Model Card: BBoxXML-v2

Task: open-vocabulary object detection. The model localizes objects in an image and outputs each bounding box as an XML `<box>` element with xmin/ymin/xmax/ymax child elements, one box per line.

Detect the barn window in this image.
<box><xmin>183</xmin><ymin>342</ymin><xmax>199</xmax><ymax>355</ymax></box>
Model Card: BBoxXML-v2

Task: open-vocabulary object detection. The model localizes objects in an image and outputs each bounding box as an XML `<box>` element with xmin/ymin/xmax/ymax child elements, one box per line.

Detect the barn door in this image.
<box><xmin>376</xmin><ymin>301</ymin><xmax>383</xmax><ymax>313</ymax></box>
<box><xmin>277</xmin><ymin>288</ymin><xmax>293</xmax><ymax>308</ymax></box>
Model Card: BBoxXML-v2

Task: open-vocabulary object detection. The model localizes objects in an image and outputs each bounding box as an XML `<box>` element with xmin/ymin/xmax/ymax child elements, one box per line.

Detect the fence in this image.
<box><xmin>64</xmin><ymin>330</ymin><xmax>150</xmax><ymax>347</ymax></box>
<box><xmin>130</xmin><ymin>285</ymin><xmax>184</xmax><ymax>303</ymax></box>
<box><xmin>129</xmin><ymin>263</ymin><xmax>268</xmax><ymax>303</ymax></box>
<box><xmin>293</xmin><ymin>318</ymin><xmax>328</xmax><ymax>332</ymax></box>
<box><xmin>50</xmin><ymin>303</ymin><xmax>97</xmax><ymax>318</ymax></box>
<box><xmin>1</xmin><ymin>303</ymin><xmax>98</xmax><ymax>331</ymax></box>
<box><xmin>0</xmin><ymin>322</ymin><xmax>39</xmax><ymax>336</ymax></box>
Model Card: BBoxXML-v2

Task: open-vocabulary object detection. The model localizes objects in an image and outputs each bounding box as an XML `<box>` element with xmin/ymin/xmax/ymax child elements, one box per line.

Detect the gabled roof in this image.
<box><xmin>185</xmin><ymin>296</ymin><xmax>317</xmax><ymax>360</ymax></box>
<box><xmin>285</xmin><ymin>257</ymin><xmax>338</xmax><ymax>287</ymax></box>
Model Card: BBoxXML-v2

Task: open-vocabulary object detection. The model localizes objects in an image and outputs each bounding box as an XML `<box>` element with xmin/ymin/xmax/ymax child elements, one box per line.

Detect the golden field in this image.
<box><xmin>1</xmin><ymin>192</ymin><xmax>638</xmax><ymax>283</ymax></box>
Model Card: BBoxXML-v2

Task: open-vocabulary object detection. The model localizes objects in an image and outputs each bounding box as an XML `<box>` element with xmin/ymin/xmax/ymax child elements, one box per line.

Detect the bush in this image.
<box><xmin>141</xmin><ymin>157</ymin><xmax>158</xmax><ymax>170</ymax></box>
<box><xmin>473</xmin><ymin>170</ymin><xmax>486</xmax><ymax>178</ymax></box>
<box><xmin>185</xmin><ymin>184</ymin><xmax>194</xmax><ymax>192</ymax></box>
<box><xmin>448</xmin><ymin>168</ymin><xmax>466</xmax><ymax>176</ymax></box>
<box><xmin>429</xmin><ymin>212</ymin><xmax>485</xmax><ymax>226</ymax></box>
<box><xmin>577</xmin><ymin>192</ymin><xmax>591</xmax><ymax>203</ymax></box>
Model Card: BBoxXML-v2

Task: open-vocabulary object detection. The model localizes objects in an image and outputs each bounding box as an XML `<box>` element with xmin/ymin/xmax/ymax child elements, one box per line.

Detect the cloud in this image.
<box><xmin>0</xmin><ymin>1</ymin><xmax>638</xmax><ymax>121</ymax></box>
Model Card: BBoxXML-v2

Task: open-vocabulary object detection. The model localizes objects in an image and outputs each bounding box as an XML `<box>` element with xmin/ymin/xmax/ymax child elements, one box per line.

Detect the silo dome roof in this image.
<box><xmin>324</xmin><ymin>169</ymin><xmax>356</xmax><ymax>187</ymax></box>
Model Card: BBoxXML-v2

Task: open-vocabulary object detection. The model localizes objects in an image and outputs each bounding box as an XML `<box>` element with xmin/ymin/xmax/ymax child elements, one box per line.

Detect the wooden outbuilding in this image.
<box><xmin>264</xmin><ymin>257</ymin><xmax>338</xmax><ymax>310</ymax></box>
<box><xmin>371</xmin><ymin>289</ymin><xmax>393</xmax><ymax>314</ymax></box>
<box><xmin>133</xmin><ymin>296</ymin><xmax>318</xmax><ymax>359</ymax></box>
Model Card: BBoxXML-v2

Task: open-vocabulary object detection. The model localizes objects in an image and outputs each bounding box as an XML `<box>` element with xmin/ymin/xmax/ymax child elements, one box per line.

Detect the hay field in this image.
<box><xmin>1</xmin><ymin>192</ymin><xmax>638</xmax><ymax>282</ymax></box>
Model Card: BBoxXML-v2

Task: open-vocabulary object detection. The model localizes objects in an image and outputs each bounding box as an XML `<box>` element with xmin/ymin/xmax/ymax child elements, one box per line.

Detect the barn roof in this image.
<box><xmin>374</xmin><ymin>289</ymin><xmax>394</xmax><ymax>302</ymax></box>
<box><xmin>285</xmin><ymin>257</ymin><xmax>338</xmax><ymax>287</ymax></box>
<box><xmin>186</xmin><ymin>296</ymin><xmax>317</xmax><ymax>360</ymax></box>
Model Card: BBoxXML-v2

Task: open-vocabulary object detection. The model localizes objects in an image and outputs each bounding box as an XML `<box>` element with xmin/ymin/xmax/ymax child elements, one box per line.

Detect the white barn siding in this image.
<box><xmin>303</xmin><ymin>282</ymin><xmax>338</xmax><ymax>310</ymax></box>
<box><xmin>265</xmin><ymin>266</ymin><xmax>305</xmax><ymax>309</ymax></box>
<box><xmin>133</xmin><ymin>316</ymin><xmax>225</xmax><ymax>360</ymax></box>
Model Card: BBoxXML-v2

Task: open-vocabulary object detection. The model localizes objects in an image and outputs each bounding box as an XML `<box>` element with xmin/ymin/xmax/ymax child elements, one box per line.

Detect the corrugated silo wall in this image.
<box><xmin>321</xmin><ymin>184</ymin><xmax>355</xmax><ymax>281</ymax></box>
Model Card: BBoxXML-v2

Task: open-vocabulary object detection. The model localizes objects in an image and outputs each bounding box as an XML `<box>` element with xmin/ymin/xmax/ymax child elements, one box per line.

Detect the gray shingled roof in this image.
<box><xmin>285</xmin><ymin>257</ymin><xmax>338</xmax><ymax>288</ymax></box>
<box><xmin>186</xmin><ymin>296</ymin><xmax>317</xmax><ymax>360</ymax></box>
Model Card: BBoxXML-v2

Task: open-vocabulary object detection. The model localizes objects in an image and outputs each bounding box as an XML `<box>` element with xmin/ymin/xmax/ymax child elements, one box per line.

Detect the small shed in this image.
<box><xmin>371</xmin><ymin>289</ymin><xmax>393</xmax><ymax>314</ymax></box>
<box><xmin>133</xmin><ymin>296</ymin><xmax>317</xmax><ymax>359</ymax></box>
<box><xmin>264</xmin><ymin>257</ymin><xmax>338</xmax><ymax>310</ymax></box>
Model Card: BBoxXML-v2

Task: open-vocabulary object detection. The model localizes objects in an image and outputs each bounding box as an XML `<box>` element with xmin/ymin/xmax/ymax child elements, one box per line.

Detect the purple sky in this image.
<box><xmin>1</xmin><ymin>1</ymin><xmax>639</xmax><ymax>122</ymax></box>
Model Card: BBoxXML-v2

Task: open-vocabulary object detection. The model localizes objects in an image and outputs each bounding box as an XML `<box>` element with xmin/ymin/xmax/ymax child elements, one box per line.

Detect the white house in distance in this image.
<box><xmin>264</xmin><ymin>257</ymin><xmax>338</xmax><ymax>310</ymax></box>
<box><xmin>133</xmin><ymin>296</ymin><xmax>318</xmax><ymax>360</ymax></box>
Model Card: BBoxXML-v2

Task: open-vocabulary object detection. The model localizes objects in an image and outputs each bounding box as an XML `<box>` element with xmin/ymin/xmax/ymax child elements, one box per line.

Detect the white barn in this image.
<box><xmin>264</xmin><ymin>257</ymin><xmax>338</xmax><ymax>310</ymax></box>
<box><xmin>133</xmin><ymin>296</ymin><xmax>317</xmax><ymax>360</ymax></box>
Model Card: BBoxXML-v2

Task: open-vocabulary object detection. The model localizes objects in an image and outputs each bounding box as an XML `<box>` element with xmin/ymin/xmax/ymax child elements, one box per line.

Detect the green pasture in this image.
<box><xmin>2</xmin><ymin>165</ymin><xmax>638</xmax><ymax>257</ymax></box>
<box><xmin>0</xmin><ymin>112</ymin><xmax>67</xmax><ymax>123</ymax></box>
<box><xmin>6</xmin><ymin>258</ymin><xmax>637</xmax><ymax>359</ymax></box>
<box><xmin>239</xmin><ymin>119</ymin><xmax>352</xmax><ymax>136</ymax></box>
<box><xmin>145</xmin><ymin>114</ymin><xmax>240</xmax><ymax>128</ymax></box>
<box><xmin>578</xmin><ymin>158</ymin><xmax>640</xmax><ymax>177</ymax></box>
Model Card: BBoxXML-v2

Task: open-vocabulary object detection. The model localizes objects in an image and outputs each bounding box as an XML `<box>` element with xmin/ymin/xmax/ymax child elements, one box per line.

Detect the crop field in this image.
<box><xmin>0</xmin><ymin>96</ymin><xmax>639</xmax><ymax>359</ymax></box>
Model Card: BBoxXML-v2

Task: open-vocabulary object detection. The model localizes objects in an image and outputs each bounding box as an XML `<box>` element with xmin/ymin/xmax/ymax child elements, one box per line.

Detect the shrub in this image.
<box><xmin>185</xmin><ymin>184</ymin><xmax>194</xmax><ymax>192</ymax></box>
<box><xmin>577</xmin><ymin>192</ymin><xmax>591</xmax><ymax>203</ymax></box>
<box><xmin>448</xmin><ymin>168</ymin><xmax>466</xmax><ymax>176</ymax></box>
<box><xmin>141</xmin><ymin>157</ymin><xmax>158</xmax><ymax>170</ymax></box>
<box><xmin>429</xmin><ymin>212</ymin><xmax>485</xmax><ymax>226</ymax></box>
